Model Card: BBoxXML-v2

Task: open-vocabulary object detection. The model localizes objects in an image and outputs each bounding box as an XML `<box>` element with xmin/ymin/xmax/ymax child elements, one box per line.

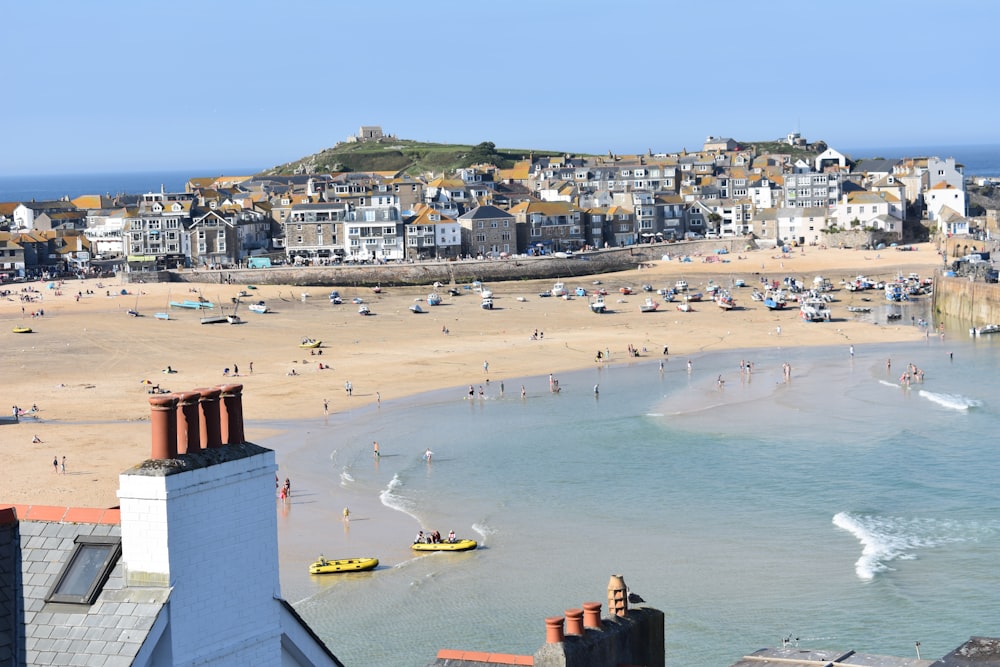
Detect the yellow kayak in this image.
<box><xmin>411</xmin><ymin>539</ymin><xmax>477</xmax><ymax>552</ymax></box>
<box><xmin>12</xmin><ymin>326</ymin><xmax>32</xmax><ymax>334</ymax></box>
<box><xmin>308</xmin><ymin>556</ymin><xmax>378</xmax><ymax>574</ymax></box>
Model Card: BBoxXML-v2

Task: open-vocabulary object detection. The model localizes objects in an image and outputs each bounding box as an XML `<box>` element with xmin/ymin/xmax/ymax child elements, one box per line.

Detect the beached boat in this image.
<box><xmin>480</xmin><ymin>287</ymin><xmax>494</xmax><ymax>299</ymax></box>
<box><xmin>639</xmin><ymin>297</ymin><xmax>659</xmax><ymax>313</ymax></box>
<box><xmin>551</xmin><ymin>282</ymin><xmax>568</xmax><ymax>297</ymax></box>
<box><xmin>200</xmin><ymin>315</ymin><xmax>228</xmax><ymax>325</ymax></box>
<box><xmin>674</xmin><ymin>280</ymin><xmax>689</xmax><ymax>292</ymax></box>
<box><xmin>427</xmin><ymin>293</ymin><xmax>442</xmax><ymax>306</ymax></box>
<box><xmin>481</xmin><ymin>297</ymin><xmax>494</xmax><ymax>310</ymax></box>
<box><xmin>764</xmin><ymin>296</ymin><xmax>786</xmax><ymax>310</ymax></box>
<box><xmin>971</xmin><ymin>324</ymin><xmax>1000</xmax><ymax>336</ymax></box>
<box><xmin>716</xmin><ymin>292</ymin><xmax>735</xmax><ymax>310</ymax></box>
<box><xmin>447</xmin><ymin>287</ymin><xmax>460</xmax><ymax>297</ymax></box>
<box><xmin>308</xmin><ymin>556</ymin><xmax>378</xmax><ymax>574</ymax></box>
<box><xmin>226</xmin><ymin>314</ymin><xmax>242</xmax><ymax>324</ymax></box>
<box><xmin>12</xmin><ymin>326</ymin><xmax>32</xmax><ymax>334</ymax></box>
<box><xmin>154</xmin><ymin>312</ymin><xmax>170</xmax><ymax>320</ymax></box>
<box><xmin>799</xmin><ymin>298</ymin><xmax>832</xmax><ymax>322</ymax></box>
<box><xmin>299</xmin><ymin>338</ymin><xmax>321</xmax><ymax>348</ymax></box>
<box><xmin>686</xmin><ymin>293</ymin><xmax>703</xmax><ymax>302</ymax></box>
<box><xmin>171</xmin><ymin>299</ymin><xmax>214</xmax><ymax>310</ymax></box>
<box><xmin>575</xmin><ymin>287</ymin><xmax>588</xmax><ymax>297</ymax></box>
<box><xmin>409</xmin><ymin>303</ymin><xmax>425</xmax><ymax>314</ymax></box>
<box><xmin>590</xmin><ymin>295</ymin><xmax>607</xmax><ymax>313</ymax></box>
<box><xmin>676</xmin><ymin>301</ymin><xmax>692</xmax><ymax>312</ymax></box>
<box><xmin>619</xmin><ymin>286</ymin><xmax>633</xmax><ymax>295</ymax></box>
<box><xmin>329</xmin><ymin>291</ymin><xmax>342</xmax><ymax>304</ymax></box>
<box><xmin>847</xmin><ymin>305</ymin><xmax>872</xmax><ymax>313</ymax></box>
<box><xmin>248</xmin><ymin>301</ymin><xmax>269</xmax><ymax>314</ymax></box>
<box><xmin>358</xmin><ymin>305</ymin><xmax>371</xmax><ymax>316</ymax></box>
<box><xmin>411</xmin><ymin>539</ymin><xmax>477</xmax><ymax>552</ymax></box>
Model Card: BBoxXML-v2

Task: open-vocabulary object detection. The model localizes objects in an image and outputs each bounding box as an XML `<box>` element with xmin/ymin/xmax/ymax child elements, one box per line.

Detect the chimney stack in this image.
<box><xmin>148</xmin><ymin>395</ymin><xmax>178</xmax><ymax>460</ymax></box>
<box><xmin>608</xmin><ymin>574</ymin><xmax>628</xmax><ymax>617</ymax></box>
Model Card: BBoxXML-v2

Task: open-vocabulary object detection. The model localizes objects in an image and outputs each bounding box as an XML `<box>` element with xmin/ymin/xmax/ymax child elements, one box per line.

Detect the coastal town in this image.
<box><xmin>3</xmin><ymin>129</ymin><xmax>1000</xmax><ymax>667</ymax></box>
<box><xmin>0</xmin><ymin>127</ymin><xmax>997</xmax><ymax>283</ymax></box>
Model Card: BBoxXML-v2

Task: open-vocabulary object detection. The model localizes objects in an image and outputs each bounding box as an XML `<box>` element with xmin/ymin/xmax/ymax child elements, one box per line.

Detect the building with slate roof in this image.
<box><xmin>0</xmin><ymin>386</ymin><xmax>341</xmax><ymax>666</ymax></box>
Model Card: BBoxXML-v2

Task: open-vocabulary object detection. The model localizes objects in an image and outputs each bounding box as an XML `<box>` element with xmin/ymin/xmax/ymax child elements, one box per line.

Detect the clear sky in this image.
<box><xmin>4</xmin><ymin>0</ymin><xmax>998</xmax><ymax>176</ymax></box>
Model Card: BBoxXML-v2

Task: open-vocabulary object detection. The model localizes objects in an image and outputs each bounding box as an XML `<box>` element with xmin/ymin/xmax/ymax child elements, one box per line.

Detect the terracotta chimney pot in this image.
<box><xmin>195</xmin><ymin>387</ymin><xmax>223</xmax><ymax>449</ymax></box>
<box><xmin>545</xmin><ymin>616</ymin><xmax>565</xmax><ymax>644</ymax></box>
<box><xmin>608</xmin><ymin>574</ymin><xmax>628</xmax><ymax>617</ymax></box>
<box><xmin>565</xmin><ymin>608</ymin><xmax>584</xmax><ymax>635</ymax></box>
<box><xmin>148</xmin><ymin>395</ymin><xmax>178</xmax><ymax>460</ymax></box>
<box><xmin>583</xmin><ymin>601</ymin><xmax>603</xmax><ymax>629</ymax></box>
<box><xmin>216</xmin><ymin>383</ymin><xmax>244</xmax><ymax>445</ymax></box>
<box><xmin>175</xmin><ymin>391</ymin><xmax>201</xmax><ymax>454</ymax></box>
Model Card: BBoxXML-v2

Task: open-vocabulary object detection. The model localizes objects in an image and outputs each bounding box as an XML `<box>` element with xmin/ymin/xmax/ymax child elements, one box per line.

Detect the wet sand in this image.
<box><xmin>0</xmin><ymin>244</ymin><xmax>941</xmax><ymax>509</ymax></box>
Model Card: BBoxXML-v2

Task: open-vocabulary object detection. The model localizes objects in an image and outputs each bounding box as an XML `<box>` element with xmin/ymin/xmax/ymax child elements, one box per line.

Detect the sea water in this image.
<box><xmin>258</xmin><ymin>330</ymin><xmax>1000</xmax><ymax>667</ymax></box>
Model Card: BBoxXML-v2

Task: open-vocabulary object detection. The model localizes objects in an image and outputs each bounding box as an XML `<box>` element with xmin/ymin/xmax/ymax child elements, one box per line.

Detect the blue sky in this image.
<box><xmin>4</xmin><ymin>0</ymin><xmax>998</xmax><ymax>176</ymax></box>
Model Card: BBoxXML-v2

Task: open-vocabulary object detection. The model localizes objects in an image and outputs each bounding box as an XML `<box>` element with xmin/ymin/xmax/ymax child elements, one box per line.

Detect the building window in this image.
<box><xmin>45</xmin><ymin>536</ymin><xmax>121</xmax><ymax>605</ymax></box>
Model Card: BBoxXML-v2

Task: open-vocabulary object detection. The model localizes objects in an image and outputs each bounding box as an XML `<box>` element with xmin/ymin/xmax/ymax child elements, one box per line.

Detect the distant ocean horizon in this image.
<box><xmin>1</xmin><ymin>143</ymin><xmax>999</xmax><ymax>203</ymax></box>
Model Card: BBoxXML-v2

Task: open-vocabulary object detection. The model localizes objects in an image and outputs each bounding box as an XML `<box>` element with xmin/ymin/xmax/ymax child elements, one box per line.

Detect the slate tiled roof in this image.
<box><xmin>1</xmin><ymin>506</ymin><xmax>169</xmax><ymax>667</ymax></box>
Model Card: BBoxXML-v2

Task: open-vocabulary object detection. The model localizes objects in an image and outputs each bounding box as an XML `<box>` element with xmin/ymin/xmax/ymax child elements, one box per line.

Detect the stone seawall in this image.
<box><xmin>124</xmin><ymin>240</ymin><xmax>747</xmax><ymax>287</ymax></box>
<box><xmin>932</xmin><ymin>274</ymin><xmax>1000</xmax><ymax>326</ymax></box>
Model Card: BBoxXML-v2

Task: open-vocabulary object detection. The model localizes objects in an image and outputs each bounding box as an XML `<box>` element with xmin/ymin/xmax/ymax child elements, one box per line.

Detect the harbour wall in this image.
<box><xmin>932</xmin><ymin>274</ymin><xmax>1000</xmax><ymax>326</ymax></box>
<box><xmin>125</xmin><ymin>240</ymin><xmax>748</xmax><ymax>288</ymax></box>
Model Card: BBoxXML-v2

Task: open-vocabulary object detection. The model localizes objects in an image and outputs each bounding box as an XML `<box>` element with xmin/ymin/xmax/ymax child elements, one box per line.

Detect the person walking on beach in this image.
<box><xmin>61</xmin><ymin>456</ymin><xmax>66</xmax><ymax>474</ymax></box>
<box><xmin>249</xmin><ymin>361</ymin><xmax>253</xmax><ymax>374</ymax></box>
<box><xmin>483</xmin><ymin>360</ymin><xmax>489</xmax><ymax>374</ymax></box>
<box><xmin>376</xmin><ymin>391</ymin><xmax>381</xmax><ymax>406</ymax></box>
<box><xmin>344</xmin><ymin>380</ymin><xmax>352</xmax><ymax>396</ymax></box>
<box><xmin>323</xmin><ymin>398</ymin><xmax>329</xmax><ymax>415</ymax></box>
<box><xmin>343</xmin><ymin>507</ymin><xmax>350</xmax><ymax>521</ymax></box>
<box><xmin>849</xmin><ymin>345</ymin><xmax>854</xmax><ymax>358</ymax></box>
<box><xmin>373</xmin><ymin>440</ymin><xmax>380</xmax><ymax>458</ymax></box>
<box><xmin>233</xmin><ymin>363</ymin><xmax>239</xmax><ymax>376</ymax></box>
<box><xmin>53</xmin><ymin>455</ymin><xmax>59</xmax><ymax>473</ymax></box>
<box><xmin>520</xmin><ymin>385</ymin><xmax>526</xmax><ymax>399</ymax></box>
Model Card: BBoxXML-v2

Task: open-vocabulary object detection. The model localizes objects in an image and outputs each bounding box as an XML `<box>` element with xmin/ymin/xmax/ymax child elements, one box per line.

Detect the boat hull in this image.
<box><xmin>309</xmin><ymin>557</ymin><xmax>378</xmax><ymax>574</ymax></box>
<box><xmin>411</xmin><ymin>539</ymin><xmax>477</xmax><ymax>552</ymax></box>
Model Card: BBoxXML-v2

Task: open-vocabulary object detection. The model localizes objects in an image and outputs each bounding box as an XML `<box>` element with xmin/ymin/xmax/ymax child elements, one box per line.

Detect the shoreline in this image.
<box><xmin>1</xmin><ymin>245</ymin><xmax>942</xmax><ymax>509</ymax></box>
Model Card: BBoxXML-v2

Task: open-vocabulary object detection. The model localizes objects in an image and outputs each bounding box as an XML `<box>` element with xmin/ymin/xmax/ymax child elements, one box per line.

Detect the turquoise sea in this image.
<box><xmin>260</xmin><ymin>320</ymin><xmax>1000</xmax><ymax>666</ymax></box>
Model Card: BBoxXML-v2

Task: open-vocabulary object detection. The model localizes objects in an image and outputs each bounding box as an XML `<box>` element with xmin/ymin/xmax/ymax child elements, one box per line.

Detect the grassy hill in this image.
<box><xmin>260</xmin><ymin>137</ymin><xmax>827</xmax><ymax>177</ymax></box>
<box><xmin>261</xmin><ymin>140</ymin><xmax>568</xmax><ymax>177</ymax></box>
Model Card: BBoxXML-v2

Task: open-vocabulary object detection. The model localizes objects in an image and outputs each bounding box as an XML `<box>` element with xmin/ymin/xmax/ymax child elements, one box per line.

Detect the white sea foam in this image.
<box><xmin>919</xmin><ymin>390</ymin><xmax>982</xmax><ymax>411</ymax></box>
<box><xmin>877</xmin><ymin>379</ymin><xmax>899</xmax><ymax>388</ymax></box>
<box><xmin>379</xmin><ymin>474</ymin><xmax>420</xmax><ymax>523</ymax></box>
<box><xmin>470</xmin><ymin>522</ymin><xmax>497</xmax><ymax>544</ymax></box>
<box><xmin>339</xmin><ymin>468</ymin><xmax>354</xmax><ymax>485</ymax></box>
<box><xmin>833</xmin><ymin>511</ymin><xmax>974</xmax><ymax>580</ymax></box>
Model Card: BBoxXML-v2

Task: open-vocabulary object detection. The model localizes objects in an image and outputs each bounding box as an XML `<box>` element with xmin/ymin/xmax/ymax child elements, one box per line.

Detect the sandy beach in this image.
<box><xmin>0</xmin><ymin>244</ymin><xmax>941</xmax><ymax>510</ymax></box>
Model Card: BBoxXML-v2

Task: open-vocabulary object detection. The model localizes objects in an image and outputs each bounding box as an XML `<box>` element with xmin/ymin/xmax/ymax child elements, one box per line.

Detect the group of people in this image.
<box><xmin>414</xmin><ymin>529</ymin><xmax>456</xmax><ymax>544</ymax></box>
<box><xmin>277</xmin><ymin>475</ymin><xmax>291</xmax><ymax>501</ymax></box>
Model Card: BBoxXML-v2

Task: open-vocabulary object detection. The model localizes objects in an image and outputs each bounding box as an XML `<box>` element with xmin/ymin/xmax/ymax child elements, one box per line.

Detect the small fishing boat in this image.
<box><xmin>619</xmin><ymin>286</ymin><xmax>633</xmax><ymax>295</ymax></box>
<box><xmin>358</xmin><ymin>305</ymin><xmax>371</xmax><ymax>316</ymax></box>
<box><xmin>248</xmin><ymin>301</ymin><xmax>269</xmax><ymax>314</ymax></box>
<box><xmin>575</xmin><ymin>287</ymin><xmax>588</xmax><ymax>297</ymax></box>
<box><xmin>716</xmin><ymin>292</ymin><xmax>735</xmax><ymax>310</ymax></box>
<box><xmin>799</xmin><ymin>298</ymin><xmax>832</xmax><ymax>322</ymax></box>
<box><xmin>12</xmin><ymin>326</ymin><xmax>32</xmax><ymax>334</ymax></box>
<box><xmin>590</xmin><ymin>295</ymin><xmax>607</xmax><ymax>313</ymax></box>
<box><xmin>639</xmin><ymin>297</ymin><xmax>659</xmax><ymax>313</ymax></box>
<box><xmin>674</xmin><ymin>280</ymin><xmax>689</xmax><ymax>292</ymax></box>
<box><xmin>551</xmin><ymin>282</ymin><xmax>568</xmax><ymax>297</ymax></box>
<box><xmin>481</xmin><ymin>297</ymin><xmax>494</xmax><ymax>310</ymax></box>
<box><xmin>847</xmin><ymin>305</ymin><xmax>872</xmax><ymax>313</ymax></box>
<box><xmin>329</xmin><ymin>291</ymin><xmax>342</xmax><ymax>304</ymax></box>
<box><xmin>372</xmin><ymin>285</ymin><xmax>382</xmax><ymax>294</ymax></box>
<box><xmin>154</xmin><ymin>312</ymin><xmax>171</xmax><ymax>320</ymax></box>
<box><xmin>200</xmin><ymin>315</ymin><xmax>228</xmax><ymax>325</ymax></box>
<box><xmin>226</xmin><ymin>314</ymin><xmax>242</xmax><ymax>324</ymax></box>
<box><xmin>447</xmin><ymin>287</ymin><xmax>460</xmax><ymax>297</ymax></box>
<box><xmin>676</xmin><ymin>301</ymin><xmax>692</xmax><ymax>312</ymax></box>
<box><xmin>686</xmin><ymin>293</ymin><xmax>703</xmax><ymax>302</ymax></box>
<box><xmin>764</xmin><ymin>297</ymin><xmax>786</xmax><ymax>310</ymax></box>
<box><xmin>299</xmin><ymin>338</ymin><xmax>321</xmax><ymax>348</ymax></box>
<box><xmin>427</xmin><ymin>293</ymin><xmax>442</xmax><ymax>306</ymax></box>
<box><xmin>411</xmin><ymin>539</ymin><xmax>477</xmax><ymax>552</ymax></box>
<box><xmin>352</xmin><ymin>297</ymin><xmax>364</xmax><ymax>304</ymax></box>
<box><xmin>308</xmin><ymin>556</ymin><xmax>378</xmax><ymax>575</ymax></box>
<box><xmin>971</xmin><ymin>323</ymin><xmax>1000</xmax><ymax>336</ymax></box>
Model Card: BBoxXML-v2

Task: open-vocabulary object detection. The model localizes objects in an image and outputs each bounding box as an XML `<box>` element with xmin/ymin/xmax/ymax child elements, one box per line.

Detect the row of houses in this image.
<box><xmin>0</xmin><ymin>133</ymin><xmax>975</xmax><ymax>276</ymax></box>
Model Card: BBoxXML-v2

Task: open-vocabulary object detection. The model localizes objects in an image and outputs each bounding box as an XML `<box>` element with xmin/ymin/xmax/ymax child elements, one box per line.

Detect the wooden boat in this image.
<box><xmin>299</xmin><ymin>338</ymin><xmax>321</xmax><ymax>348</ymax></box>
<box><xmin>200</xmin><ymin>315</ymin><xmax>228</xmax><ymax>324</ymax></box>
<box><xmin>12</xmin><ymin>326</ymin><xmax>32</xmax><ymax>334</ymax></box>
<box><xmin>308</xmin><ymin>556</ymin><xmax>378</xmax><ymax>574</ymax></box>
<box><xmin>639</xmin><ymin>297</ymin><xmax>659</xmax><ymax>313</ymax></box>
<box><xmin>411</xmin><ymin>539</ymin><xmax>477</xmax><ymax>552</ymax></box>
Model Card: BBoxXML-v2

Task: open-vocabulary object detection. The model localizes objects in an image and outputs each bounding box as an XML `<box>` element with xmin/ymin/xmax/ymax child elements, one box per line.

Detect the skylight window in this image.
<box><xmin>46</xmin><ymin>536</ymin><xmax>121</xmax><ymax>605</ymax></box>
